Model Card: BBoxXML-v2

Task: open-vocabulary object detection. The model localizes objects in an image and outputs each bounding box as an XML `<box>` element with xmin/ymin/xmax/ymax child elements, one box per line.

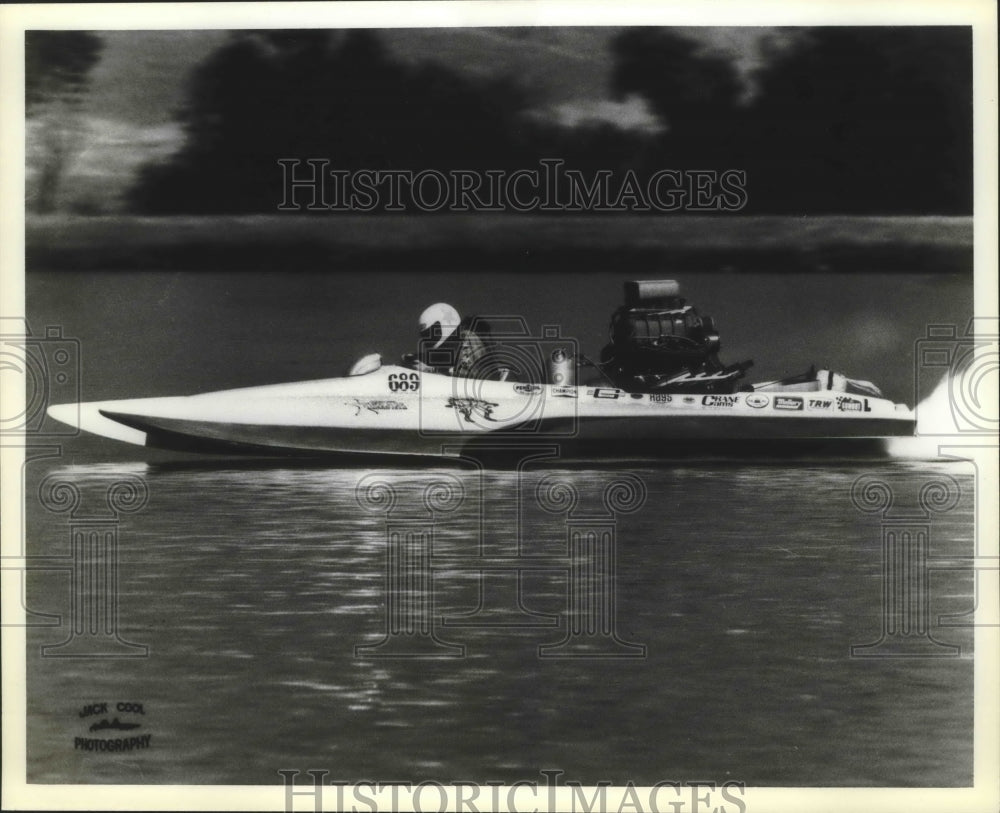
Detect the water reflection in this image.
<box><xmin>23</xmin><ymin>459</ymin><xmax>976</xmax><ymax>785</ymax></box>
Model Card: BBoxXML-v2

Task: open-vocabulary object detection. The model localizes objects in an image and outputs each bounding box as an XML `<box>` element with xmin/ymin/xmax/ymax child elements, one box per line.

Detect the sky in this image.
<box><xmin>31</xmin><ymin>27</ymin><xmax>777</xmax><ymax>210</ymax></box>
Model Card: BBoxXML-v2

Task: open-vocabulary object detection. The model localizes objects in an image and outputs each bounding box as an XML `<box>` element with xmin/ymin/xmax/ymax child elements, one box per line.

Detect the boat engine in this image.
<box><xmin>599</xmin><ymin>280</ymin><xmax>752</xmax><ymax>393</ymax></box>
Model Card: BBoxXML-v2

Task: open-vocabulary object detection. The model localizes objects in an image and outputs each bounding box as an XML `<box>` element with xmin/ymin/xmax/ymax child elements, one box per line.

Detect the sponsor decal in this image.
<box><xmin>836</xmin><ymin>396</ymin><xmax>871</xmax><ymax>413</ymax></box>
<box><xmin>683</xmin><ymin>396</ymin><xmax>697</xmax><ymax>404</ymax></box>
<box><xmin>702</xmin><ymin>394</ymin><xmax>738</xmax><ymax>407</ymax></box>
<box><xmin>352</xmin><ymin>398</ymin><xmax>407</xmax><ymax>416</ymax></box>
<box><xmin>593</xmin><ymin>388</ymin><xmax>624</xmax><ymax>399</ymax></box>
<box><xmin>514</xmin><ymin>383</ymin><xmax>542</xmax><ymax>395</ymax></box>
<box><xmin>446</xmin><ymin>397</ymin><xmax>499</xmax><ymax>423</ymax></box>
<box><xmin>808</xmin><ymin>398</ymin><xmax>833</xmax><ymax>410</ymax></box>
<box><xmin>745</xmin><ymin>393</ymin><xmax>769</xmax><ymax>409</ymax></box>
<box><xmin>387</xmin><ymin>372</ymin><xmax>420</xmax><ymax>392</ymax></box>
<box><xmin>630</xmin><ymin>392</ymin><xmax>644</xmax><ymax>399</ymax></box>
<box><xmin>550</xmin><ymin>386</ymin><xmax>578</xmax><ymax>398</ymax></box>
<box><xmin>649</xmin><ymin>393</ymin><xmax>672</xmax><ymax>404</ymax></box>
<box><xmin>773</xmin><ymin>396</ymin><xmax>804</xmax><ymax>411</ymax></box>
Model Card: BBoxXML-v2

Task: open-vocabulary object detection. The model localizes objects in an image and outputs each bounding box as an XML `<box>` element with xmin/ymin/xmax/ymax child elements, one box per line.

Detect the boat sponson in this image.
<box><xmin>99</xmin><ymin>410</ymin><xmax>457</xmax><ymax>457</ymax></box>
<box><xmin>99</xmin><ymin>407</ymin><xmax>914</xmax><ymax>459</ymax></box>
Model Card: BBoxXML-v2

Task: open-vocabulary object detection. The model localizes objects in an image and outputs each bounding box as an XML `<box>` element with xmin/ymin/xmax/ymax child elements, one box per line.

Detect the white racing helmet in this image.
<box><xmin>418</xmin><ymin>302</ymin><xmax>461</xmax><ymax>349</ymax></box>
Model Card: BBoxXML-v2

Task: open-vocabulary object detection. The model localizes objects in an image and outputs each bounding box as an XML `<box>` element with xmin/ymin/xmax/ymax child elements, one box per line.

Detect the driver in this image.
<box><xmin>407</xmin><ymin>302</ymin><xmax>494</xmax><ymax>379</ymax></box>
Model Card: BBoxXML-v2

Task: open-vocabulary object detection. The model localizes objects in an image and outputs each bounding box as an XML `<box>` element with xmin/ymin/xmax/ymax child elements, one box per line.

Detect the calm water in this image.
<box><xmin>23</xmin><ymin>458</ymin><xmax>975</xmax><ymax>786</ymax></box>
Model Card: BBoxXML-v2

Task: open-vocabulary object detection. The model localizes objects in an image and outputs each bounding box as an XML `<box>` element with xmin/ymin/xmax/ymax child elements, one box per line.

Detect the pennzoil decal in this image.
<box><xmin>773</xmin><ymin>396</ymin><xmax>804</xmax><ymax>411</ymax></box>
<box><xmin>808</xmin><ymin>398</ymin><xmax>833</xmax><ymax>410</ymax></box>
<box><xmin>592</xmin><ymin>388</ymin><xmax>624</xmax><ymax>399</ymax></box>
<box><xmin>514</xmin><ymin>383</ymin><xmax>542</xmax><ymax>395</ymax></box>
<box><xmin>702</xmin><ymin>394</ymin><xmax>738</xmax><ymax>407</ymax></box>
<box><xmin>351</xmin><ymin>398</ymin><xmax>407</xmax><ymax>416</ymax></box>
<box><xmin>745</xmin><ymin>394</ymin><xmax>769</xmax><ymax>409</ymax></box>
<box><xmin>446</xmin><ymin>397</ymin><xmax>499</xmax><ymax>423</ymax></box>
<box><xmin>836</xmin><ymin>396</ymin><xmax>871</xmax><ymax>413</ymax></box>
<box><xmin>551</xmin><ymin>386</ymin><xmax>577</xmax><ymax>398</ymax></box>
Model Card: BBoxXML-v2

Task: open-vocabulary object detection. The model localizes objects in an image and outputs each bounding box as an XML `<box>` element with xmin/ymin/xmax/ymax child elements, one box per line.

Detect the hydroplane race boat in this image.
<box><xmin>46</xmin><ymin>280</ymin><xmax>915</xmax><ymax>460</ymax></box>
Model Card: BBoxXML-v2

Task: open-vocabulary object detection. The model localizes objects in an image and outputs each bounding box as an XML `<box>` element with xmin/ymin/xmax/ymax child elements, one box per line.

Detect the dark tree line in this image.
<box><xmin>127</xmin><ymin>27</ymin><xmax>972</xmax><ymax>215</ymax></box>
<box><xmin>25</xmin><ymin>31</ymin><xmax>104</xmax><ymax>213</ymax></box>
<box><xmin>740</xmin><ymin>27</ymin><xmax>972</xmax><ymax>213</ymax></box>
<box><xmin>129</xmin><ymin>30</ymin><xmax>536</xmax><ymax>213</ymax></box>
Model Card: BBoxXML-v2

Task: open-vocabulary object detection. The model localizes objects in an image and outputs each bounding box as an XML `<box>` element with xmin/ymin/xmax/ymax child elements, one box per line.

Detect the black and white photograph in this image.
<box><xmin>2</xmin><ymin>2</ymin><xmax>997</xmax><ymax>811</ymax></box>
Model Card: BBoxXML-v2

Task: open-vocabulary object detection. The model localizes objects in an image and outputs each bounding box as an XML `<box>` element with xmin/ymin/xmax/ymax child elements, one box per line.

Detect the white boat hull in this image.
<box><xmin>46</xmin><ymin>365</ymin><xmax>915</xmax><ymax>459</ymax></box>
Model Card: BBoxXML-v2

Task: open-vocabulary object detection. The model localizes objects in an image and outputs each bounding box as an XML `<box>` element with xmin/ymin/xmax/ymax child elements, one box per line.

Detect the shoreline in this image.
<box><xmin>25</xmin><ymin>213</ymin><xmax>973</xmax><ymax>273</ymax></box>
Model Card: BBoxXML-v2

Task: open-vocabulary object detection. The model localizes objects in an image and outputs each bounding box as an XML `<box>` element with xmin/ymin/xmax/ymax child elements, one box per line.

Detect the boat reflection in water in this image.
<box><xmin>24</xmin><ymin>457</ymin><xmax>973</xmax><ymax>786</ymax></box>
